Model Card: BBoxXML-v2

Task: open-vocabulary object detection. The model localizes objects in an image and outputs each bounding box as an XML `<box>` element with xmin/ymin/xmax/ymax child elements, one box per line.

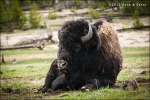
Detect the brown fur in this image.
<box><xmin>98</xmin><ymin>21</ymin><xmax>123</xmax><ymax>73</ymax></box>
<box><xmin>39</xmin><ymin>20</ymin><xmax>123</xmax><ymax>92</ymax></box>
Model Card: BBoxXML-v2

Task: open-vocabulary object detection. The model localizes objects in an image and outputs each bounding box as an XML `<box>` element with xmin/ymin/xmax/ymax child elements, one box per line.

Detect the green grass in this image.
<box><xmin>1</xmin><ymin>48</ymin><xmax>57</xmax><ymax>56</ymax></box>
<box><xmin>54</xmin><ymin>88</ymin><xmax>149</xmax><ymax>99</ymax></box>
<box><xmin>86</xmin><ymin>10</ymin><xmax>100</xmax><ymax>19</ymax></box>
<box><xmin>48</xmin><ymin>12</ymin><xmax>58</xmax><ymax>20</ymax></box>
<box><xmin>122</xmin><ymin>47</ymin><xmax>149</xmax><ymax>68</ymax></box>
<box><xmin>1</xmin><ymin>47</ymin><xmax>149</xmax><ymax>99</ymax></box>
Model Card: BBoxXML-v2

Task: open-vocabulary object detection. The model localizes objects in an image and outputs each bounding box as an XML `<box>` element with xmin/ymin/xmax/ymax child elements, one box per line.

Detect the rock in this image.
<box><xmin>2</xmin><ymin>88</ymin><xmax>13</xmax><ymax>93</ymax></box>
<box><xmin>123</xmin><ymin>79</ymin><xmax>139</xmax><ymax>90</ymax></box>
<box><xmin>136</xmin><ymin>77</ymin><xmax>150</xmax><ymax>83</ymax></box>
<box><xmin>27</xmin><ymin>66</ymin><xmax>34</xmax><ymax>68</ymax></box>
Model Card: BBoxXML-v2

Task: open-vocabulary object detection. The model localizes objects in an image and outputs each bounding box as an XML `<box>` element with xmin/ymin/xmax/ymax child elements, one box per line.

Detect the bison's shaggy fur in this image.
<box><xmin>39</xmin><ymin>19</ymin><xmax>123</xmax><ymax>92</ymax></box>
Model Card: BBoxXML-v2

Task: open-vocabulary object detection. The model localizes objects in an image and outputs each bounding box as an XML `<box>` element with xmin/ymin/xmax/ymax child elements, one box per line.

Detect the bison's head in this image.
<box><xmin>57</xmin><ymin>19</ymin><xmax>101</xmax><ymax>73</ymax></box>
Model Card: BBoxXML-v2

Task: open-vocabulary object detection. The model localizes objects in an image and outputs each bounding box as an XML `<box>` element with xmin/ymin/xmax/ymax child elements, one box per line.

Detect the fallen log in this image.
<box><xmin>0</xmin><ymin>33</ymin><xmax>52</xmax><ymax>50</ymax></box>
<box><xmin>0</xmin><ymin>44</ymin><xmax>44</xmax><ymax>50</ymax></box>
<box><xmin>116</xmin><ymin>25</ymin><xmax>150</xmax><ymax>32</ymax></box>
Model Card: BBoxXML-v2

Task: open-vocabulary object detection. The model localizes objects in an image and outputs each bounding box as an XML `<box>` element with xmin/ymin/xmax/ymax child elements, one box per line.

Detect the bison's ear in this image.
<box><xmin>92</xmin><ymin>21</ymin><xmax>103</xmax><ymax>30</ymax></box>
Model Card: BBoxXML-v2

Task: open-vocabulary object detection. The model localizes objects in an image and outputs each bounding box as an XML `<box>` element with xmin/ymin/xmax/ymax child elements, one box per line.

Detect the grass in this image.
<box><xmin>54</xmin><ymin>88</ymin><xmax>149</xmax><ymax>99</ymax></box>
<box><xmin>1</xmin><ymin>48</ymin><xmax>57</xmax><ymax>55</ymax></box>
<box><xmin>86</xmin><ymin>10</ymin><xmax>100</xmax><ymax>19</ymax></box>
<box><xmin>48</xmin><ymin>12</ymin><xmax>58</xmax><ymax>20</ymax></box>
<box><xmin>0</xmin><ymin>47</ymin><xmax>149</xmax><ymax>99</ymax></box>
<box><xmin>70</xmin><ymin>7</ymin><xmax>76</xmax><ymax>13</ymax></box>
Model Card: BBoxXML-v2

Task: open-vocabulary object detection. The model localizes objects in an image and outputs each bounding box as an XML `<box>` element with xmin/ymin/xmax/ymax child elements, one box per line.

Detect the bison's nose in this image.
<box><xmin>57</xmin><ymin>60</ymin><xmax>68</xmax><ymax>70</ymax></box>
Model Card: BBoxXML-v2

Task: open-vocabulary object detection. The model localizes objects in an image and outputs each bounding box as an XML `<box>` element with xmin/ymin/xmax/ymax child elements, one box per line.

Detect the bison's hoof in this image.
<box><xmin>81</xmin><ymin>86</ymin><xmax>90</xmax><ymax>92</ymax></box>
<box><xmin>35</xmin><ymin>87</ymin><xmax>47</xmax><ymax>93</ymax></box>
<box><xmin>34</xmin><ymin>90</ymin><xmax>41</xmax><ymax>93</ymax></box>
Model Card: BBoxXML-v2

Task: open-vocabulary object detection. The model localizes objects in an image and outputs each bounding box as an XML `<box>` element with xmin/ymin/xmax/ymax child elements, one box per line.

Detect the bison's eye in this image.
<box><xmin>83</xmin><ymin>29</ymin><xmax>88</xmax><ymax>35</ymax></box>
<box><xmin>74</xmin><ymin>45</ymin><xmax>81</xmax><ymax>52</ymax></box>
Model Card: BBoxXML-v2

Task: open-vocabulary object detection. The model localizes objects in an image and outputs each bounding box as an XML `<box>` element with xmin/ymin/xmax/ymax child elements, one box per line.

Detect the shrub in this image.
<box><xmin>0</xmin><ymin>2</ymin><xmax>12</xmax><ymax>31</ymax></box>
<box><xmin>132</xmin><ymin>10</ymin><xmax>139</xmax><ymax>20</ymax></box>
<box><xmin>96</xmin><ymin>2</ymin><xmax>105</xmax><ymax>9</ymax></box>
<box><xmin>11</xmin><ymin>0</ymin><xmax>25</xmax><ymax>28</ymax></box>
<box><xmin>92</xmin><ymin>1</ymin><xmax>109</xmax><ymax>9</ymax></box>
<box><xmin>29</xmin><ymin>2</ymin><xmax>41</xmax><ymax>28</ymax></box>
<box><xmin>0</xmin><ymin>0</ymin><xmax>27</xmax><ymax>30</ymax></box>
<box><xmin>70</xmin><ymin>7</ymin><xmax>76</xmax><ymax>13</ymax></box>
<box><xmin>18</xmin><ymin>14</ymin><xmax>27</xmax><ymax>29</ymax></box>
<box><xmin>122</xmin><ymin>0</ymin><xmax>150</xmax><ymax>15</ymax></box>
<box><xmin>74</xmin><ymin>0</ymin><xmax>84</xmax><ymax>9</ymax></box>
<box><xmin>88</xmin><ymin>5</ymin><xmax>93</xmax><ymax>10</ymax></box>
<box><xmin>133</xmin><ymin>19</ymin><xmax>143</xmax><ymax>28</ymax></box>
<box><xmin>87</xmin><ymin>10</ymin><xmax>100</xmax><ymax>19</ymax></box>
<box><xmin>48</xmin><ymin>12</ymin><xmax>58</xmax><ymax>20</ymax></box>
<box><xmin>108</xmin><ymin>11</ymin><xmax>114</xmax><ymax>17</ymax></box>
<box><xmin>132</xmin><ymin>10</ymin><xmax>143</xmax><ymax>28</ymax></box>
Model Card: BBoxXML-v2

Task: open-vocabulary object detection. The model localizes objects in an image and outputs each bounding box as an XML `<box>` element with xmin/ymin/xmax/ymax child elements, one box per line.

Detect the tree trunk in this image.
<box><xmin>1</xmin><ymin>53</ymin><xmax>5</xmax><ymax>63</ymax></box>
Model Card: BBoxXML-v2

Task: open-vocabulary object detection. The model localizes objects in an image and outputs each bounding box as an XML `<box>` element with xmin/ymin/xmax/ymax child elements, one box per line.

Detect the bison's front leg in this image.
<box><xmin>81</xmin><ymin>79</ymin><xmax>100</xmax><ymax>92</ymax></box>
<box><xmin>51</xmin><ymin>74</ymin><xmax>67</xmax><ymax>90</ymax></box>
<box><xmin>38</xmin><ymin>59</ymin><xmax>59</xmax><ymax>93</ymax></box>
<box><xmin>81</xmin><ymin>76</ymin><xmax>116</xmax><ymax>92</ymax></box>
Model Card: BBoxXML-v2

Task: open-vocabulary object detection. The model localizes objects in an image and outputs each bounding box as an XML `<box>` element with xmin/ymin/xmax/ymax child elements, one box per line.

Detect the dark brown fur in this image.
<box><xmin>38</xmin><ymin>20</ymin><xmax>123</xmax><ymax>92</ymax></box>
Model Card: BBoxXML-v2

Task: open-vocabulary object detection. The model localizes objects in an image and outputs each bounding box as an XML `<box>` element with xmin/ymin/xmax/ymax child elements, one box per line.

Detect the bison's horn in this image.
<box><xmin>81</xmin><ymin>24</ymin><xmax>93</xmax><ymax>42</ymax></box>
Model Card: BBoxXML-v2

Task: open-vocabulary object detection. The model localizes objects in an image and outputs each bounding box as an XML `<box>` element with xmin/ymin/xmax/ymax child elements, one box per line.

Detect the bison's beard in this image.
<box><xmin>60</xmin><ymin>69</ymin><xmax>69</xmax><ymax>73</ymax></box>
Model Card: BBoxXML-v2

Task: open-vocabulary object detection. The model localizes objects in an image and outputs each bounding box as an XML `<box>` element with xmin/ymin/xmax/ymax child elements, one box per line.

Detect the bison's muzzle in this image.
<box><xmin>57</xmin><ymin>59</ymin><xmax>68</xmax><ymax>72</ymax></box>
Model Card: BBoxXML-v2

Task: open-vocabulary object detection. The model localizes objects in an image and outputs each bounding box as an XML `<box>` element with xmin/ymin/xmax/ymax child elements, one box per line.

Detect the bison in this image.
<box><xmin>38</xmin><ymin>19</ymin><xmax>123</xmax><ymax>92</ymax></box>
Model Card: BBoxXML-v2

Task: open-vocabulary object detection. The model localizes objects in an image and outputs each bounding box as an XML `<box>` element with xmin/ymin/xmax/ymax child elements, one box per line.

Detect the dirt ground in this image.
<box><xmin>118</xmin><ymin>30</ymin><xmax>149</xmax><ymax>47</ymax></box>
